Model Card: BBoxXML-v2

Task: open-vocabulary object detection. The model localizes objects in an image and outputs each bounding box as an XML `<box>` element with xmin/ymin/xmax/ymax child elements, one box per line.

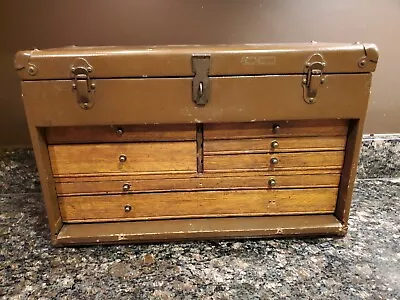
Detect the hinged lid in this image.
<box><xmin>15</xmin><ymin>43</ymin><xmax>378</xmax><ymax>80</ymax></box>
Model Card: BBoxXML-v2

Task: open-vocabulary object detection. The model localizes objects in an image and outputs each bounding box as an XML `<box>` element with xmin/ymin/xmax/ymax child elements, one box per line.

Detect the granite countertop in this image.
<box><xmin>0</xmin><ymin>135</ymin><xmax>399</xmax><ymax>299</ymax></box>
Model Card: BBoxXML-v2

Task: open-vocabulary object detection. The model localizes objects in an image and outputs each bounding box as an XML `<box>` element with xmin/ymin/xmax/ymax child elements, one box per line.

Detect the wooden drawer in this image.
<box><xmin>46</xmin><ymin>124</ymin><xmax>196</xmax><ymax>144</ymax></box>
<box><xmin>55</xmin><ymin>173</ymin><xmax>341</xmax><ymax>196</ymax></box>
<box><xmin>49</xmin><ymin>142</ymin><xmax>197</xmax><ymax>176</ymax></box>
<box><xmin>204</xmin><ymin>119</ymin><xmax>348</xmax><ymax>140</ymax></box>
<box><xmin>205</xmin><ymin>151</ymin><xmax>344</xmax><ymax>171</ymax></box>
<box><xmin>59</xmin><ymin>188</ymin><xmax>339</xmax><ymax>222</ymax></box>
<box><xmin>204</xmin><ymin>136</ymin><xmax>347</xmax><ymax>154</ymax></box>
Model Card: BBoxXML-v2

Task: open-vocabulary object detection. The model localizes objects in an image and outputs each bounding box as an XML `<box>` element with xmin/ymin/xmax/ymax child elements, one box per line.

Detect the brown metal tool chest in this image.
<box><xmin>15</xmin><ymin>43</ymin><xmax>378</xmax><ymax>246</ymax></box>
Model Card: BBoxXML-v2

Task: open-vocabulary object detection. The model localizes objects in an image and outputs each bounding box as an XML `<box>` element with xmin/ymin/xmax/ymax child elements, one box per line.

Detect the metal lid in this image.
<box><xmin>15</xmin><ymin>43</ymin><xmax>378</xmax><ymax>80</ymax></box>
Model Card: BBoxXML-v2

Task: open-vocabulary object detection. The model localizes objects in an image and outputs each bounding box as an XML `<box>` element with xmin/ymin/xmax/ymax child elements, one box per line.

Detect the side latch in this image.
<box><xmin>71</xmin><ymin>58</ymin><xmax>95</xmax><ymax>109</ymax></box>
<box><xmin>302</xmin><ymin>54</ymin><xmax>326</xmax><ymax>104</ymax></box>
<box><xmin>192</xmin><ymin>54</ymin><xmax>210</xmax><ymax>106</ymax></box>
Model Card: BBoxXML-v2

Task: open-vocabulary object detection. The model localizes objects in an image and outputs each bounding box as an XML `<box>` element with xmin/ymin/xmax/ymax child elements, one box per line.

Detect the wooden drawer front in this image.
<box><xmin>204</xmin><ymin>120</ymin><xmax>348</xmax><ymax>140</ymax></box>
<box><xmin>59</xmin><ymin>188</ymin><xmax>338</xmax><ymax>222</ymax></box>
<box><xmin>205</xmin><ymin>151</ymin><xmax>344</xmax><ymax>171</ymax></box>
<box><xmin>55</xmin><ymin>173</ymin><xmax>341</xmax><ymax>196</ymax></box>
<box><xmin>46</xmin><ymin>124</ymin><xmax>196</xmax><ymax>144</ymax></box>
<box><xmin>204</xmin><ymin>136</ymin><xmax>346</xmax><ymax>155</ymax></box>
<box><xmin>49</xmin><ymin>142</ymin><xmax>196</xmax><ymax>175</ymax></box>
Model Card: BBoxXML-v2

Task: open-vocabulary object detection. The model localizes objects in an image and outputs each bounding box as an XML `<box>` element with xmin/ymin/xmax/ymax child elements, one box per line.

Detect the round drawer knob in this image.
<box><xmin>116</xmin><ymin>128</ymin><xmax>124</xmax><ymax>136</ymax></box>
<box><xmin>119</xmin><ymin>154</ymin><xmax>127</xmax><ymax>163</ymax></box>
<box><xmin>268</xmin><ymin>178</ymin><xmax>277</xmax><ymax>187</ymax></box>
<box><xmin>124</xmin><ymin>204</ymin><xmax>132</xmax><ymax>212</ymax></box>
<box><xmin>272</xmin><ymin>124</ymin><xmax>280</xmax><ymax>134</ymax></box>
<box><xmin>271</xmin><ymin>140</ymin><xmax>279</xmax><ymax>149</ymax></box>
<box><xmin>122</xmin><ymin>183</ymin><xmax>131</xmax><ymax>192</ymax></box>
<box><xmin>270</xmin><ymin>157</ymin><xmax>279</xmax><ymax>165</ymax></box>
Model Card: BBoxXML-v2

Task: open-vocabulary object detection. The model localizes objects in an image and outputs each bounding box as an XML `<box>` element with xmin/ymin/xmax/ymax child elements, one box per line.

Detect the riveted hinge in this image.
<box><xmin>71</xmin><ymin>58</ymin><xmax>95</xmax><ymax>109</ymax></box>
<box><xmin>192</xmin><ymin>54</ymin><xmax>210</xmax><ymax>106</ymax></box>
<box><xmin>302</xmin><ymin>54</ymin><xmax>326</xmax><ymax>104</ymax></box>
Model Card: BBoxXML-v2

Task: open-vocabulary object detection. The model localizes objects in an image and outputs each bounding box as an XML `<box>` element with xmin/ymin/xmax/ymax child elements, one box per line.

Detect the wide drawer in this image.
<box><xmin>55</xmin><ymin>173</ymin><xmax>341</xmax><ymax>196</ymax></box>
<box><xmin>49</xmin><ymin>142</ymin><xmax>197</xmax><ymax>175</ymax></box>
<box><xmin>59</xmin><ymin>188</ymin><xmax>339</xmax><ymax>222</ymax></box>
<box><xmin>205</xmin><ymin>151</ymin><xmax>344</xmax><ymax>171</ymax></box>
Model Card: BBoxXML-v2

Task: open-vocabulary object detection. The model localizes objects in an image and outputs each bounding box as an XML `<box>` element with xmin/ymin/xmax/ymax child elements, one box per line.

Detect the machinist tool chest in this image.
<box><xmin>15</xmin><ymin>43</ymin><xmax>378</xmax><ymax>246</ymax></box>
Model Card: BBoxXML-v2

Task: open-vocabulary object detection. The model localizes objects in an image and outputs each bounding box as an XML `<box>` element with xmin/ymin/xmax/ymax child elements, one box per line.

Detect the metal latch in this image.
<box><xmin>302</xmin><ymin>54</ymin><xmax>326</xmax><ymax>104</ymax></box>
<box><xmin>192</xmin><ymin>54</ymin><xmax>210</xmax><ymax>106</ymax></box>
<box><xmin>71</xmin><ymin>58</ymin><xmax>95</xmax><ymax>109</ymax></box>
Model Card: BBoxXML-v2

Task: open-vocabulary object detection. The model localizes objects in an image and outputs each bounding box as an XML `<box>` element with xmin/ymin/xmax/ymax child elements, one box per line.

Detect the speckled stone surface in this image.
<box><xmin>1</xmin><ymin>179</ymin><xmax>399</xmax><ymax>299</ymax></box>
<box><xmin>358</xmin><ymin>134</ymin><xmax>400</xmax><ymax>179</ymax></box>
<box><xmin>0</xmin><ymin>148</ymin><xmax>40</xmax><ymax>195</ymax></box>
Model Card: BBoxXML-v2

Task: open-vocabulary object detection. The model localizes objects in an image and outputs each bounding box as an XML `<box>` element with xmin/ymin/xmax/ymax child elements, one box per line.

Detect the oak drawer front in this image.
<box><xmin>59</xmin><ymin>188</ymin><xmax>338</xmax><ymax>222</ymax></box>
<box><xmin>205</xmin><ymin>151</ymin><xmax>344</xmax><ymax>171</ymax></box>
<box><xmin>204</xmin><ymin>119</ymin><xmax>348</xmax><ymax>140</ymax></box>
<box><xmin>46</xmin><ymin>124</ymin><xmax>196</xmax><ymax>144</ymax></box>
<box><xmin>49</xmin><ymin>142</ymin><xmax>196</xmax><ymax>175</ymax></box>
<box><xmin>204</xmin><ymin>136</ymin><xmax>347</xmax><ymax>154</ymax></box>
<box><xmin>55</xmin><ymin>173</ymin><xmax>341</xmax><ymax>196</ymax></box>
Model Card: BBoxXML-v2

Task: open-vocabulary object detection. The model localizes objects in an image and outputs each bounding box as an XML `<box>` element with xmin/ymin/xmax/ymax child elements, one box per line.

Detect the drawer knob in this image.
<box><xmin>116</xmin><ymin>128</ymin><xmax>124</xmax><ymax>136</ymax></box>
<box><xmin>124</xmin><ymin>204</ymin><xmax>132</xmax><ymax>212</ymax></box>
<box><xmin>119</xmin><ymin>154</ymin><xmax>127</xmax><ymax>163</ymax></box>
<box><xmin>122</xmin><ymin>183</ymin><xmax>131</xmax><ymax>192</ymax></box>
<box><xmin>271</xmin><ymin>140</ymin><xmax>279</xmax><ymax>149</ymax></box>
<box><xmin>272</xmin><ymin>124</ymin><xmax>280</xmax><ymax>134</ymax></box>
<box><xmin>268</xmin><ymin>178</ymin><xmax>277</xmax><ymax>187</ymax></box>
<box><xmin>270</xmin><ymin>157</ymin><xmax>279</xmax><ymax>165</ymax></box>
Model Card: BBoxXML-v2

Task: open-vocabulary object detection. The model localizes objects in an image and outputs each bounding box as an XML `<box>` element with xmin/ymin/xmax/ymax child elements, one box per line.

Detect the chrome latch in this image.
<box><xmin>71</xmin><ymin>58</ymin><xmax>95</xmax><ymax>109</ymax></box>
<box><xmin>302</xmin><ymin>54</ymin><xmax>326</xmax><ymax>104</ymax></box>
<box><xmin>192</xmin><ymin>54</ymin><xmax>210</xmax><ymax>106</ymax></box>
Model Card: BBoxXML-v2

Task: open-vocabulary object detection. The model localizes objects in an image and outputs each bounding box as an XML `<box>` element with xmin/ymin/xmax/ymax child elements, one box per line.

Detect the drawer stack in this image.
<box><xmin>47</xmin><ymin>120</ymin><xmax>347</xmax><ymax>224</ymax></box>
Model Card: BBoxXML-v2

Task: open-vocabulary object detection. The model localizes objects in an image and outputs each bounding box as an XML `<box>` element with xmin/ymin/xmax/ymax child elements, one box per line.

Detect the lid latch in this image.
<box><xmin>192</xmin><ymin>54</ymin><xmax>210</xmax><ymax>106</ymax></box>
<box><xmin>302</xmin><ymin>54</ymin><xmax>326</xmax><ymax>104</ymax></box>
<box><xmin>71</xmin><ymin>58</ymin><xmax>95</xmax><ymax>109</ymax></box>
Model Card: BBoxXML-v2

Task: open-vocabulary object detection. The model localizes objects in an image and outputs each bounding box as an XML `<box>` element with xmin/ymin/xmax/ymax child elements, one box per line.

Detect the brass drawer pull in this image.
<box><xmin>122</xmin><ymin>183</ymin><xmax>131</xmax><ymax>192</ymax></box>
<box><xmin>119</xmin><ymin>154</ymin><xmax>127</xmax><ymax>163</ymax></box>
<box><xmin>271</xmin><ymin>140</ymin><xmax>279</xmax><ymax>149</ymax></box>
<box><xmin>270</xmin><ymin>157</ymin><xmax>279</xmax><ymax>165</ymax></box>
<box><xmin>272</xmin><ymin>124</ymin><xmax>280</xmax><ymax>134</ymax></box>
<box><xmin>268</xmin><ymin>178</ymin><xmax>277</xmax><ymax>187</ymax></box>
<box><xmin>124</xmin><ymin>204</ymin><xmax>132</xmax><ymax>212</ymax></box>
<box><xmin>116</xmin><ymin>127</ymin><xmax>124</xmax><ymax>136</ymax></box>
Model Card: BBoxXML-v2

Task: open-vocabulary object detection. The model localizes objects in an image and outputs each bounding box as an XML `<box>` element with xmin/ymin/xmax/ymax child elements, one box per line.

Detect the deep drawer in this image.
<box><xmin>49</xmin><ymin>142</ymin><xmax>197</xmax><ymax>175</ymax></box>
<box><xmin>59</xmin><ymin>188</ymin><xmax>339</xmax><ymax>223</ymax></box>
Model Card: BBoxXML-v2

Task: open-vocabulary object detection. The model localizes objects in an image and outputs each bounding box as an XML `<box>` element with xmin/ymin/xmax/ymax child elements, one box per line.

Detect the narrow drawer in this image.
<box><xmin>204</xmin><ymin>119</ymin><xmax>348</xmax><ymax>140</ymax></box>
<box><xmin>55</xmin><ymin>173</ymin><xmax>341</xmax><ymax>195</ymax></box>
<box><xmin>46</xmin><ymin>124</ymin><xmax>196</xmax><ymax>144</ymax></box>
<box><xmin>204</xmin><ymin>136</ymin><xmax>347</xmax><ymax>154</ymax></box>
<box><xmin>49</xmin><ymin>142</ymin><xmax>196</xmax><ymax>176</ymax></box>
<box><xmin>59</xmin><ymin>188</ymin><xmax>339</xmax><ymax>222</ymax></box>
<box><xmin>205</xmin><ymin>151</ymin><xmax>344</xmax><ymax>171</ymax></box>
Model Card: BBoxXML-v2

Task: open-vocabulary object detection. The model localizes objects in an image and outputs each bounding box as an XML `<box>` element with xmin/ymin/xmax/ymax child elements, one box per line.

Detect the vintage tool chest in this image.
<box><xmin>15</xmin><ymin>43</ymin><xmax>378</xmax><ymax>246</ymax></box>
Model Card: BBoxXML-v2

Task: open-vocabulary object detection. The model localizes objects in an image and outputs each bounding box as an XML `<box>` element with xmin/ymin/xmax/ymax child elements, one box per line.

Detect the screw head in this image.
<box><xmin>124</xmin><ymin>204</ymin><xmax>132</xmax><ymax>212</ymax></box>
<box><xmin>272</xmin><ymin>124</ymin><xmax>280</xmax><ymax>134</ymax></box>
<box><xmin>116</xmin><ymin>128</ymin><xmax>124</xmax><ymax>136</ymax></box>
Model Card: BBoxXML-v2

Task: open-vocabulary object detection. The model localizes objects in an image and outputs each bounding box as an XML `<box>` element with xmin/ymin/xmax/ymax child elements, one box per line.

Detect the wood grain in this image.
<box><xmin>59</xmin><ymin>188</ymin><xmax>338</xmax><ymax>222</ymax></box>
<box><xmin>204</xmin><ymin>120</ymin><xmax>348</xmax><ymax>140</ymax></box>
<box><xmin>55</xmin><ymin>173</ymin><xmax>341</xmax><ymax>195</ymax></box>
<box><xmin>49</xmin><ymin>142</ymin><xmax>196</xmax><ymax>175</ymax></box>
<box><xmin>205</xmin><ymin>151</ymin><xmax>344</xmax><ymax>171</ymax></box>
<box><xmin>204</xmin><ymin>136</ymin><xmax>347</xmax><ymax>154</ymax></box>
<box><xmin>46</xmin><ymin>124</ymin><xmax>196</xmax><ymax>144</ymax></box>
